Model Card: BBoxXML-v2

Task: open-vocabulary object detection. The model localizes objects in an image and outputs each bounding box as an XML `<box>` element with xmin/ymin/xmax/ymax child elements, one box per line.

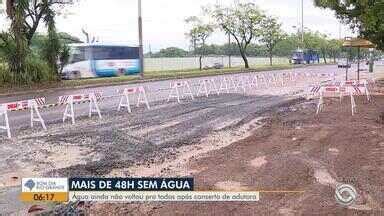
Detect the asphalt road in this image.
<box><xmin>0</xmin><ymin>64</ymin><xmax>355</xmax><ymax>132</ymax></box>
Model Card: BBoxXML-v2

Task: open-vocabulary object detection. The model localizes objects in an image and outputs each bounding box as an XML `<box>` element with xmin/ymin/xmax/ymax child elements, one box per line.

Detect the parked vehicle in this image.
<box><xmin>203</xmin><ymin>63</ymin><xmax>224</xmax><ymax>70</ymax></box>
<box><xmin>290</xmin><ymin>49</ymin><xmax>320</xmax><ymax>64</ymax></box>
<box><xmin>62</xmin><ymin>43</ymin><xmax>141</xmax><ymax>80</ymax></box>
<box><xmin>337</xmin><ymin>58</ymin><xmax>351</xmax><ymax>68</ymax></box>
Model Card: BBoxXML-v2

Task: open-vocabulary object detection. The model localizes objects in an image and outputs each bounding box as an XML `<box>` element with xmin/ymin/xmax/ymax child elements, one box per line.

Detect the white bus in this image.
<box><xmin>62</xmin><ymin>43</ymin><xmax>141</xmax><ymax>79</ymax></box>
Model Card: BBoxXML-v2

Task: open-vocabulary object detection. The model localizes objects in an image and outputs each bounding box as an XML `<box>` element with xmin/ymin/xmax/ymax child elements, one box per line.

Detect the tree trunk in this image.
<box><xmin>199</xmin><ymin>55</ymin><xmax>203</xmax><ymax>71</ymax></box>
<box><xmin>240</xmin><ymin>49</ymin><xmax>249</xmax><ymax>69</ymax></box>
<box><xmin>322</xmin><ymin>52</ymin><xmax>327</xmax><ymax>64</ymax></box>
<box><xmin>269</xmin><ymin>49</ymin><xmax>273</xmax><ymax>66</ymax></box>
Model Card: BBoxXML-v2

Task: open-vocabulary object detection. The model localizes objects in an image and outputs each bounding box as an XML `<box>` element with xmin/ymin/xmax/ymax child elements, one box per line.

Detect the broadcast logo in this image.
<box><xmin>20</xmin><ymin>178</ymin><xmax>69</xmax><ymax>202</ymax></box>
<box><xmin>24</xmin><ymin>179</ymin><xmax>36</xmax><ymax>191</ymax></box>
<box><xmin>335</xmin><ymin>184</ymin><xmax>357</xmax><ymax>206</ymax></box>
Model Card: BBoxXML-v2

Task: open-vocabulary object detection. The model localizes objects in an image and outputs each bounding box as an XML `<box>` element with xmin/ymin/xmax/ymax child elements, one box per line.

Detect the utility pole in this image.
<box><xmin>301</xmin><ymin>0</ymin><xmax>304</xmax><ymax>45</ymax></box>
<box><xmin>138</xmin><ymin>0</ymin><xmax>144</xmax><ymax>78</ymax></box>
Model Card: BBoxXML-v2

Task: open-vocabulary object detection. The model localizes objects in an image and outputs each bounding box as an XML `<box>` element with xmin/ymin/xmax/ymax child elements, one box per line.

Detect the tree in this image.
<box><xmin>260</xmin><ymin>16</ymin><xmax>285</xmax><ymax>66</ymax></box>
<box><xmin>153</xmin><ymin>47</ymin><xmax>188</xmax><ymax>58</ymax></box>
<box><xmin>327</xmin><ymin>39</ymin><xmax>343</xmax><ymax>62</ymax></box>
<box><xmin>274</xmin><ymin>35</ymin><xmax>298</xmax><ymax>57</ymax></box>
<box><xmin>185</xmin><ymin>16</ymin><xmax>213</xmax><ymax>70</ymax></box>
<box><xmin>314</xmin><ymin>0</ymin><xmax>384</xmax><ymax>50</ymax></box>
<box><xmin>1</xmin><ymin>0</ymin><xmax>75</xmax><ymax>84</ymax></box>
<box><xmin>41</xmin><ymin>3</ymin><xmax>60</xmax><ymax>76</ymax></box>
<box><xmin>0</xmin><ymin>0</ymin><xmax>30</xmax><ymax>84</ymax></box>
<box><xmin>209</xmin><ymin>2</ymin><xmax>264</xmax><ymax>68</ymax></box>
<box><xmin>5</xmin><ymin>0</ymin><xmax>75</xmax><ymax>45</ymax></box>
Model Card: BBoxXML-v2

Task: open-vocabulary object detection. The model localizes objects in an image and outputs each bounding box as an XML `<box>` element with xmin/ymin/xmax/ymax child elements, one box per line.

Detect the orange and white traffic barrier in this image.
<box><xmin>117</xmin><ymin>86</ymin><xmax>150</xmax><ymax>113</ymax></box>
<box><xmin>0</xmin><ymin>104</ymin><xmax>11</xmax><ymax>139</ymax></box>
<box><xmin>60</xmin><ymin>92</ymin><xmax>103</xmax><ymax>125</ymax></box>
<box><xmin>197</xmin><ymin>79</ymin><xmax>219</xmax><ymax>97</ymax></box>
<box><xmin>167</xmin><ymin>81</ymin><xmax>194</xmax><ymax>103</ymax></box>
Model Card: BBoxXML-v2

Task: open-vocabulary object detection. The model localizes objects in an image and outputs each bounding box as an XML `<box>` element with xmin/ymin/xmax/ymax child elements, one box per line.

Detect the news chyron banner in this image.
<box><xmin>21</xmin><ymin>178</ymin><xmax>260</xmax><ymax>202</ymax></box>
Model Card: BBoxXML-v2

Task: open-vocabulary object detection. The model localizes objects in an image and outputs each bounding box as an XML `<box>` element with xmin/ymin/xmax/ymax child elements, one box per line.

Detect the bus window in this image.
<box><xmin>92</xmin><ymin>46</ymin><xmax>139</xmax><ymax>60</ymax></box>
<box><xmin>69</xmin><ymin>47</ymin><xmax>89</xmax><ymax>63</ymax></box>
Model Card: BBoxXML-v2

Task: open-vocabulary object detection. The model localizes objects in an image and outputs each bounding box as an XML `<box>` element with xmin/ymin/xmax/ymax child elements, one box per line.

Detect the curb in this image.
<box><xmin>0</xmin><ymin>64</ymin><xmax>331</xmax><ymax>98</ymax></box>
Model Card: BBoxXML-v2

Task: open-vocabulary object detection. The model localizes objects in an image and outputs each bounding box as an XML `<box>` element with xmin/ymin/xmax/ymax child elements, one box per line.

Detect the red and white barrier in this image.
<box><xmin>249</xmin><ymin>75</ymin><xmax>259</xmax><ymax>88</ymax></box>
<box><xmin>197</xmin><ymin>79</ymin><xmax>219</xmax><ymax>97</ymax></box>
<box><xmin>316</xmin><ymin>85</ymin><xmax>356</xmax><ymax>116</ymax></box>
<box><xmin>341</xmin><ymin>80</ymin><xmax>371</xmax><ymax>102</ymax></box>
<box><xmin>0</xmin><ymin>104</ymin><xmax>11</xmax><ymax>138</ymax></box>
<box><xmin>28</xmin><ymin>99</ymin><xmax>47</xmax><ymax>130</ymax></box>
<box><xmin>306</xmin><ymin>85</ymin><xmax>321</xmax><ymax>99</ymax></box>
<box><xmin>230</xmin><ymin>76</ymin><xmax>247</xmax><ymax>93</ymax></box>
<box><xmin>61</xmin><ymin>92</ymin><xmax>103</xmax><ymax>125</ymax></box>
<box><xmin>89</xmin><ymin>93</ymin><xmax>102</xmax><ymax>119</ymax></box>
<box><xmin>62</xmin><ymin>96</ymin><xmax>75</xmax><ymax>124</ymax></box>
<box><xmin>117</xmin><ymin>86</ymin><xmax>150</xmax><ymax>113</ymax></box>
<box><xmin>3</xmin><ymin>98</ymin><xmax>47</xmax><ymax>133</ymax></box>
<box><xmin>219</xmin><ymin>77</ymin><xmax>231</xmax><ymax>94</ymax></box>
<box><xmin>6</xmin><ymin>98</ymin><xmax>46</xmax><ymax>111</ymax></box>
<box><xmin>167</xmin><ymin>81</ymin><xmax>194</xmax><ymax>103</ymax></box>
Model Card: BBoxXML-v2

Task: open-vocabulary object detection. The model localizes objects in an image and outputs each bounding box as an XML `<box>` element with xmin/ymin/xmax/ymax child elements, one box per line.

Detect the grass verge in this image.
<box><xmin>0</xmin><ymin>64</ymin><xmax>309</xmax><ymax>95</ymax></box>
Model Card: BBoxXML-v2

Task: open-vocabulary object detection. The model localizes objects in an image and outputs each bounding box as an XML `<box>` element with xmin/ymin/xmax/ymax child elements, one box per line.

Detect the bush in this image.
<box><xmin>0</xmin><ymin>63</ymin><xmax>11</xmax><ymax>85</ymax></box>
<box><xmin>0</xmin><ymin>57</ymin><xmax>56</xmax><ymax>86</ymax></box>
<box><xmin>25</xmin><ymin>56</ymin><xmax>56</xmax><ymax>83</ymax></box>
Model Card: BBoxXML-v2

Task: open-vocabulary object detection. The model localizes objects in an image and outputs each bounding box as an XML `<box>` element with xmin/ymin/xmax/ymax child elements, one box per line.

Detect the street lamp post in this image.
<box><xmin>301</xmin><ymin>0</ymin><xmax>304</xmax><ymax>45</ymax></box>
<box><xmin>138</xmin><ymin>0</ymin><xmax>144</xmax><ymax>78</ymax></box>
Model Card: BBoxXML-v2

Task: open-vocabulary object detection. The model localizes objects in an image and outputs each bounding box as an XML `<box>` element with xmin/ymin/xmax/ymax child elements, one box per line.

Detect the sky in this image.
<box><xmin>0</xmin><ymin>0</ymin><xmax>355</xmax><ymax>52</ymax></box>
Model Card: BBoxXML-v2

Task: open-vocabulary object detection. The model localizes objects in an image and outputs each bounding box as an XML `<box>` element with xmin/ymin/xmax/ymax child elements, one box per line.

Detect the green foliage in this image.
<box><xmin>152</xmin><ymin>47</ymin><xmax>188</xmax><ymax>58</ymax></box>
<box><xmin>314</xmin><ymin>0</ymin><xmax>384</xmax><ymax>50</ymax></box>
<box><xmin>41</xmin><ymin>3</ymin><xmax>60</xmax><ymax>77</ymax></box>
<box><xmin>208</xmin><ymin>2</ymin><xmax>265</xmax><ymax>68</ymax></box>
<box><xmin>185</xmin><ymin>16</ymin><xmax>214</xmax><ymax>70</ymax></box>
<box><xmin>0</xmin><ymin>63</ymin><xmax>11</xmax><ymax>84</ymax></box>
<box><xmin>0</xmin><ymin>0</ymin><xmax>30</xmax><ymax>85</ymax></box>
<box><xmin>25</xmin><ymin>55</ymin><xmax>55</xmax><ymax>83</ymax></box>
<box><xmin>0</xmin><ymin>0</ymin><xmax>75</xmax><ymax>85</ymax></box>
<box><xmin>59</xmin><ymin>43</ymin><xmax>70</xmax><ymax>73</ymax></box>
<box><xmin>274</xmin><ymin>35</ymin><xmax>298</xmax><ymax>56</ymax></box>
<box><xmin>0</xmin><ymin>0</ymin><xmax>76</xmax><ymax>86</ymax></box>
<box><xmin>259</xmin><ymin>16</ymin><xmax>286</xmax><ymax>65</ymax></box>
<box><xmin>31</xmin><ymin>32</ymin><xmax>81</xmax><ymax>51</ymax></box>
<box><xmin>0</xmin><ymin>55</ymin><xmax>53</xmax><ymax>85</ymax></box>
